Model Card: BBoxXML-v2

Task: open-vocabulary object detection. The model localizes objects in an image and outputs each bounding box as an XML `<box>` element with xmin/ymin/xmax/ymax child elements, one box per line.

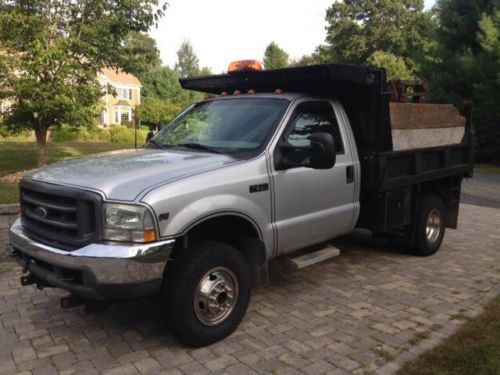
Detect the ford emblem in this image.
<box><xmin>34</xmin><ymin>206</ymin><xmax>48</xmax><ymax>218</ymax></box>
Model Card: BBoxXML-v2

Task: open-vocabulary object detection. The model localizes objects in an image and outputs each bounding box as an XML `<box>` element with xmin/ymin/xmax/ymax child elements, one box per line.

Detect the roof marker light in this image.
<box><xmin>274</xmin><ymin>88</ymin><xmax>284</xmax><ymax>95</ymax></box>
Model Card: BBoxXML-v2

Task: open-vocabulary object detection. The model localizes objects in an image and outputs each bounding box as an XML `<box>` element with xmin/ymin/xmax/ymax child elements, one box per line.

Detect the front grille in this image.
<box><xmin>20</xmin><ymin>180</ymin><xmax>102</xmax><ymax>250</ymax></box>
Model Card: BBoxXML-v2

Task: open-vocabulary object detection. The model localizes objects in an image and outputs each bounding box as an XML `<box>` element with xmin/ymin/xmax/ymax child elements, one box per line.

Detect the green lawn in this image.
<box><xmin>0</xmin><ymin>182</ymin><xmax>19</xmax><ymax>204</ymax></box>
<box><xmin>475</xmin><ymin>164</ymin><xmax>500</xmax><ymax>175</ymax></box>
<box><xmin>0</xmin><ymin>140</ymin><xmax>131</xmax><ymax>177</ymax></box>
<box><xmin>398</xmin><ymin>296</ymin><xmax>500</xmax><ymax>375</ymax></box>
<box><xmin>0</xmin><ymin>140</ymin><xmax>131</xmax><ymax>204</ymax></box>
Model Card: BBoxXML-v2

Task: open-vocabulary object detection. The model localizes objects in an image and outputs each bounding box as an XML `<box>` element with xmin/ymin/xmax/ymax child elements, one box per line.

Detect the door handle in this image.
<box><xmin>346</xmin><ymin>165</ymin><xmax>354</xmax><ymax>184</ymax></box>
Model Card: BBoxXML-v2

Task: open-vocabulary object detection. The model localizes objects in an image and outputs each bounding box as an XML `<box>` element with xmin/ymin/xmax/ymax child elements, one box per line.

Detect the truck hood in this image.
<box><xmin>25</xmin><ymin>149</ymin><xmax>239</xmax><ymax>201</ymax></box>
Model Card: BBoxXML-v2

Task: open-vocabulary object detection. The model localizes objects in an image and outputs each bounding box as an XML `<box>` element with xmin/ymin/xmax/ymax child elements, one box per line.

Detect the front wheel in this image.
<box><xmin>412</xmin><ymin>195</ymin><xmax>446</xmax><ymax>256</ymax></box>
<box><xmin>161</xmin><ymin>241</ymin><xmax>252</xmax><ymax>347</ymax></box>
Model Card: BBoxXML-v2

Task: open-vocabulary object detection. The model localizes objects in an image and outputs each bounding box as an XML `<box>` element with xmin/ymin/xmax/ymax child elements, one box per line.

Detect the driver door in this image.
<box><xmin>271</xmin><ymin>100</ymin><xmax>357</xmax><ymax>255</ymax></box>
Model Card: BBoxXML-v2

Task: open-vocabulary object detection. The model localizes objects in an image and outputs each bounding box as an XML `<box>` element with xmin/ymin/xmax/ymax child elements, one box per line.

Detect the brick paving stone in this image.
<box><xmin>301</xmin><ymin>359</ymin><xmax>336</xmax><ymax>374</ymax></box>
<box><xmin>205</xmin><ymin>354</ymin><xmax>238</xmax><ymax>372</ymax></box>
<box><xmin>36</xmin><ymin>344</ymin><xmax>70</xmax><ymax>358</ymax></box>
<box><xmin>103</xmin><ymin>364</ymin><xmax>139</xmax><ymax>375</ymax></box>
<box><xmin>134</xmin><ymin>358</ymin><xmax>162</xmax><ymax>374</ymax></box>
<box><xmin>0</xmin><ymin>204</ymin><xmax>498</xmax><ymax>374</ymax></box>
<box><xmin>12</xmin><ymin>347</ymin><xmax>37</xmax><ymax>362</ymax></box>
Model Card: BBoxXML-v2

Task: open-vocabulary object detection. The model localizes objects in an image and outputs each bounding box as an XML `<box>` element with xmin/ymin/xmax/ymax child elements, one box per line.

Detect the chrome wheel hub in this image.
<box><xmin>425</xmin><ymin>208</ymin><xmax>442</xmax><ymax>244</ymax></box>
<box><xmin>194</xmin><ymin>267</ymin><xmax>239</xmax><ymax>326</ymax></box>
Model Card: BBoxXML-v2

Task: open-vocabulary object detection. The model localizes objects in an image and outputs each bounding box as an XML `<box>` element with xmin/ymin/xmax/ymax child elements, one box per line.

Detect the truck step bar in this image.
<box><xmin>286</xmin><ymin>243</ymin><xmax>341</xmax><ymax>269</ymax></box>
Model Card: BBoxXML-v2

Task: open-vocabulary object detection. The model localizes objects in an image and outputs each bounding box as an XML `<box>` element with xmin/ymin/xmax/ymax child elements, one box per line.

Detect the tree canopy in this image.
<box><xmin>424</xmin><ymin>0</ymin><xmax>500</xmax><ymax>157</ymax></box>
<box><xmin>175</xmin><ymin>41</ymin><xmax>200</xmax><ymax>78</ymax></box>
<box><xmin>0</xmin><ymin>0</ymin><xmax>166</xmax><ymax>166</ymax></box>
<box><xmin>322</xmin><ymin>0</ymin><xmax>430</xmax><ymax>70</ymax></box>
<box><xmin>263</xmin><ymin>42</ymin><xmax>289</xmax><ymax>69</ymax></box>
<box><xmin>137</xmin><ymin>97</ymin><xmax>180</xmax><ymax>129</ymax></box>
<box><xmin>121</xmin><ymin>32</ymin><xmax>162</xmax><ymax>77</ymax></box>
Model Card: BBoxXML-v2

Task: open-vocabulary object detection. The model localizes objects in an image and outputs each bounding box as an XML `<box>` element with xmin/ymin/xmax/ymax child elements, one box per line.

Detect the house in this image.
<box><xmin>1</xmin><ymin>67</ymin><xmax>142</xmax><ymax>128</ymax></box>
<box><xmin>98</xmin><ymin>68</ymin><xmax>142</xmax><ymax>128</ymax></box>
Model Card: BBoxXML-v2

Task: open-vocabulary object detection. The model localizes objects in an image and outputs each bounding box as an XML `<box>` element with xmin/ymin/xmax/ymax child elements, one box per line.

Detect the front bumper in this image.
<box><xmin>9</xmin><ymin>219</ymin><xmax>175</xmax><ymax>300</ymax></box>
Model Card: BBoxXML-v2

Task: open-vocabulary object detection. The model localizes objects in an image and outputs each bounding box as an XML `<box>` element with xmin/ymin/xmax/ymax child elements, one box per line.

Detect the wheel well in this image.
<box><xmin>170</xmin><ymin>215</ymin><xmax>269</xmax><ymax>287</ymax></box>
<box><xmin>183</xmin><ymin>215</ymin><xmax>260</xmax><ymax>247</ymax></box>
<box><xmin>419</xmin><ymin>175</ymin><xmax>462</xmax><ymax>228</ymax></box>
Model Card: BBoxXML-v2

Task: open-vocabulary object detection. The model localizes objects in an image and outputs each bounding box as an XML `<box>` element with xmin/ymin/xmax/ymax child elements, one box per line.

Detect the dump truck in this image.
<box><xmin>9</xmin><ymin>62</ymin><xmax>474</xmax><ymax>346</ymax></box>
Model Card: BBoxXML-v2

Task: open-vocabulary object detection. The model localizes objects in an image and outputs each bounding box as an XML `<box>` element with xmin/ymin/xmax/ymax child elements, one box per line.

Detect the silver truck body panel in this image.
<box><xmin>25</xmin><ymin>149</ymin><xmax>238</xmax><ymax>201</ymax></box>
<box><xmin>267</xmin><ymin>98</ymin><xmax>360</xmax><ymax>255</ymax></box>
<box><xmin>141</xmin><ymin>155</ymin><xmax>275</xmax><ymax>256</ymax></box>
<box><xmin>12</xmin><ymin>94</ymin><xmax>361</xmax><ymax>283</ymax></box>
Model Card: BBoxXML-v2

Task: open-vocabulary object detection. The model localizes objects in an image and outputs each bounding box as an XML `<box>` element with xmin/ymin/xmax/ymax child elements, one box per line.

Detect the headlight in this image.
<box><xmin>103</xmin><ymin>204</ymin><xmax>157</xmax><ymax>243</ymax></box>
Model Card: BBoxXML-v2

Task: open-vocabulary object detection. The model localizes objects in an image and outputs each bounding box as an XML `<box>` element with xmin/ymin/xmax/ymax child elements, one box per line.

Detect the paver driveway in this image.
<box><xmin>0</xmin><ymin>203</ymin><xmax>499</xmax><ymax>375</ymax></box>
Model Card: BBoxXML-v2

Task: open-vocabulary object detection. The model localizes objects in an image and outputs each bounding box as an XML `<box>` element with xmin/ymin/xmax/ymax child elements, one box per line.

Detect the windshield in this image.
<box><xmin>150</xmin><ymin>98</ymin><xmax>289</xmax><ymax>156</ymax></box>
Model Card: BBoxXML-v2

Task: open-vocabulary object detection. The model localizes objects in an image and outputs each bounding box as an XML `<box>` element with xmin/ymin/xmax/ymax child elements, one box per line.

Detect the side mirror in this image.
<box><xmin>309</xmin><ymin>132</ymin><xmax>336</xmax><ymax>169</ymax></box>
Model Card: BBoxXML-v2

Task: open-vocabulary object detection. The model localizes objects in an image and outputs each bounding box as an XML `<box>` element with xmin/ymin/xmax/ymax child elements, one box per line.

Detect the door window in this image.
<box><xmin>287</xmin><ymin>101</ymin><xmax>344</xmax><ymax>153</ymax></box>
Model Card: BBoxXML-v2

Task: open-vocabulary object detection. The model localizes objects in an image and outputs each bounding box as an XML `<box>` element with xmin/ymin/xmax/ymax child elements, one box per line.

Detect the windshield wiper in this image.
<box><xmin>177</xmin><ymin>142</ymin><xmax>221</xmax><ymax>154</ymax></box>
<box><xmin>147</xmin><ymin>139</ymin><xmax>165</xmax><ymax>149</ymax></box>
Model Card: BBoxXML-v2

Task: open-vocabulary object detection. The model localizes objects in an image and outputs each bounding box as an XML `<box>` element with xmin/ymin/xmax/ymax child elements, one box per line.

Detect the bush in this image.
<box><xmin>51</xmin><ymin>125</ymin><xmax>79</xmax><ymax>142</ymax></box>
<box><xmin>0</xmin><ymin>123</ymin><xmax>31</xmax><ymax>138</ymax></box>
<box><xmin>109</xmin><ymin>125</ymin><xmax>147</xmax><ymax>145</ymax></box>
<box><xmin>78</xmin><ymin>127</ymin><xmax>111</xmax><ymax>142</ymax></box>
<box><xmin>41</xmin><ymin>124</ymin><xmax>147</xmax><ymax>145</ymax></box>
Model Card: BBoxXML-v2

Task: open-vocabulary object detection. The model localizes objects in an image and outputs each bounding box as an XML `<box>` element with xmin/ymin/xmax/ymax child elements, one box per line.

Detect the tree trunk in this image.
<box><xmin>35</xmin><ymin>127</ymin><xmax>48</xmax><ymax>167</ymax></box>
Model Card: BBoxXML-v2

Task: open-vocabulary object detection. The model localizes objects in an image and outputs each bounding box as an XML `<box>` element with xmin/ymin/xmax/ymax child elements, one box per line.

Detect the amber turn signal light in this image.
<box><xmin>143</xmin><ymin>229</ymin><xmax>157</xmax><ymax>243</ymax></box>
<box><xmin>228</xmin><ymin>60</ymin><xmax>264</xmax><ymax>73</ymax></box>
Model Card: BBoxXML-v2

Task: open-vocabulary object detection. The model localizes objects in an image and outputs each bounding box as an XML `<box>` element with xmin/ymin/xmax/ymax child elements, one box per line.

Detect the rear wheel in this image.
<box><xmin>412</xmin><ymin>195</ymin><xmax>446</xmax><ymax>256</ymax></box>
<box><xmin>161</xmin><ymin>241</ymin><xmax>251</xmax><ymax>347</ymax></box>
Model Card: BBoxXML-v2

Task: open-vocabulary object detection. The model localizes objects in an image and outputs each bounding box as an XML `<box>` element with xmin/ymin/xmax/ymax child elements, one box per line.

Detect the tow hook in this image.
<box><xmin>20</xmin><ymin>275</ymin><xmax>37</xmax><ymax>286</ymax></box>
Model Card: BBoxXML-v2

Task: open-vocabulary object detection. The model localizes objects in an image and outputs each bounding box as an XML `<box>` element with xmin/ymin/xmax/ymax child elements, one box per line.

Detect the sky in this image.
<box><xmin>149</xmin><ymin>0</ymin><xmax>437</xmax><ymax>73</ymax></box>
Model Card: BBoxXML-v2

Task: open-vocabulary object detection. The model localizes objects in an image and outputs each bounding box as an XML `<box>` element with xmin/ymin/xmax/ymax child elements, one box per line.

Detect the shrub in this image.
<box><xmin>78</xmin><ymin>127</ymin><xmax>111</xmax><ymax>142</ymax></box>
<box><xmin>51</xmin><ymin>125</ymin><xmax>79</xmax><ymax>142</ymax></box>
<box><xmin>109</xmin><ymin>125</ymin><xmax>147</xmax><ymax>145</ymax></box>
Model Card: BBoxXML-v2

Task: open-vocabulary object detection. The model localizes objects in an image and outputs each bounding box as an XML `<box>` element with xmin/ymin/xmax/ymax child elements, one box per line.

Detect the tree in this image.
<box><xmin>137</xmin><ymin>97</ymin><xmax>180</xmax><ymax>129</ymax></box>
<box><xmin>121</xmin><ymin>32</ymin><xmax>162</xmax><ymax>77</ymax></box>
<box><xmin>175</xmin><ymin>41</ymin><xmax>200</xmax><ymax>78</ymax></box>
<box><xmin>472</xmin><ymin>11</ymin><xmax>500</xmax><ymax>155</ymax></box>
<box><xmin>322</xmin><ymin>0</ymin><xmax>431</xmax><ymax>68</ymax></box>
<box><xmin>367</xmin><ymin>51</ymin><xmax>414</xmax><ymax>80</ymax></box>
<box><xmin>0</xmin><ymin>0</ymin><xmax>167</xmax><ymax>166</ymax></box>
<box><xmin>263</xmin><ymin>42</ymin><xmax>289</xmax><ymax>69</ymax></box>
<box><xmin>424</xmin><ymin>0</ymin><xmax>500</xmax><ymax>159</ymax></box>
<box><xmin>140</xmin><ymin>66</ymin><xmax>202</xmax><ymax>109</ymax></box>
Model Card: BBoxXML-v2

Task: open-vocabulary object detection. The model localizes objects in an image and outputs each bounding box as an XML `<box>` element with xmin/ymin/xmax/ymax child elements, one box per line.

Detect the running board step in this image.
<box><xmin>286</xmin><ymin>243</ymin><xmax>340</xmax><ymax>269</ymax></box>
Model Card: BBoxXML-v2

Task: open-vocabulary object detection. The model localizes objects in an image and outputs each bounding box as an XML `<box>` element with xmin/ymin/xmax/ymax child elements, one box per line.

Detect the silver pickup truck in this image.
<box><xmin>10</xmin><ymin>62</ymin><xmax>473</xmax><ymax>346</ymax></box>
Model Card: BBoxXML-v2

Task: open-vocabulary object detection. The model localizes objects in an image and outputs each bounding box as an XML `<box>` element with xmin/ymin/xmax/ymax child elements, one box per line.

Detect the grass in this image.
<box><xmin>0</xmin><ymin>139</ymin><xmax>131</xmax><ymax>177</ymax></box>
<box><xmin>0</xmin><ymin>182</ymin><xmax>19</xmax><ymax>204</ymax></box>
<box><xmin>475</xmin><ymin>164</ymin><xmax>500</xmax><ymax>174</ymax></box>
<box><xmin>373</xmin><ymin>347</ymin><xmax>394</xmax><ymax>362</ymax></box>
<box><xmin>398</xmin><ymin>296</ymin><xmax>500</xmax><ymax>375</ymax></box>
<box><xmin>0</xmin><ymin>139</ymin><xmax>132</xmax><ymax>204</ymax></box>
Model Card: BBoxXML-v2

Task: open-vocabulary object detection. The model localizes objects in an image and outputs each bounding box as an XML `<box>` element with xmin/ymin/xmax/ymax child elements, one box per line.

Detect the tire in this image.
<box><xmin>161</xmin><ymin>241</ymin><xmax>252</xmax><ymax>347</ymax></box>
<box><xmin>412</xmin><ymin>195</ymin><xmax>446</xmax><ymax>256</ymax></box>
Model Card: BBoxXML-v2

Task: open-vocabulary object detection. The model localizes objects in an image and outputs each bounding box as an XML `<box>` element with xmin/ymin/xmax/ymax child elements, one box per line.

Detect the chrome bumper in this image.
<box><xmin>9</xmin><ymin>219</ymin><xmax>175</xmax><ymax>298</ymax></box>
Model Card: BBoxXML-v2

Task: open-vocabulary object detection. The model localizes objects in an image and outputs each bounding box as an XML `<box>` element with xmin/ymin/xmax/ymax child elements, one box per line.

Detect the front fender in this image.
<box><xmin>162</xmin><ymin>194</ymin><xmax>273</xmax><ymax>255</ymax></box>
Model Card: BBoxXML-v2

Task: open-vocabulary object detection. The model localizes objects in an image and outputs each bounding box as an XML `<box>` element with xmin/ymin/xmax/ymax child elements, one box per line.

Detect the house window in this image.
<box><xmin>113</xmin><ymin>106</ymin><xmax>132</xmax><ymax>124</ymax></box>
<box><xmin>115</xmin><ymin>87</ymin><xmax>133</xmax><ymax>100</ymax></box>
